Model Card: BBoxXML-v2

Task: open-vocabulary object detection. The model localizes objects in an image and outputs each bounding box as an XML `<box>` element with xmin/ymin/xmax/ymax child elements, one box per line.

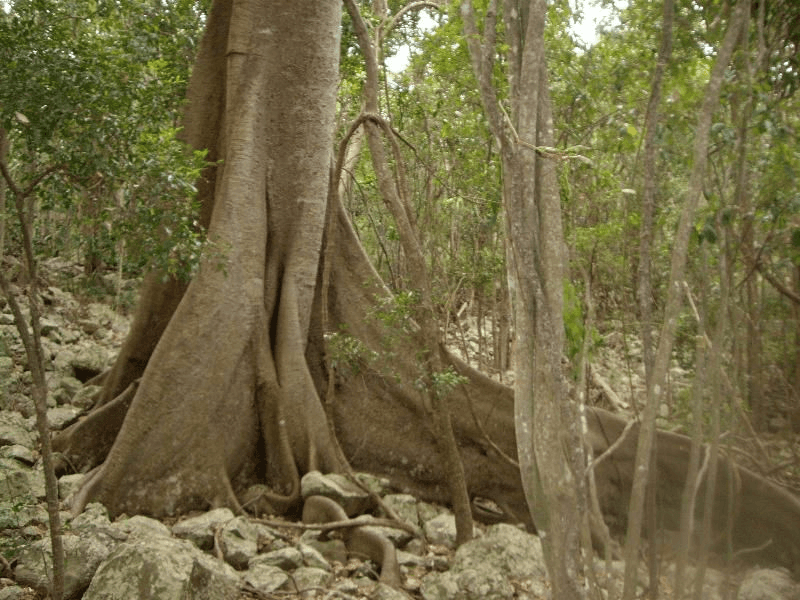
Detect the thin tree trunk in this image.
<box><xmin>463</xmin><ymin>0</ymin><xmax>585</xmax><ymax>596</ymax></box>
<box><xmin>0</xmin><ymin>157</ymin><xmax>65</xmax><ymax>600</ymax></box>
<box><xmin>621</xmin><ymin>3</ymin><xmax>750</xmax><ymax>598</ymax></box>
<box><xmin>0</xmin><ymin>127</ymin><xmax>7</xmax><ymax>254</ymax></box>
<box><xmin>342</xmin><ymin>0</ymin><xmax>473</xmax><ymax>546</ymax></box>
<box><xmin>693</xmin><ymin>214</ymin><xmax>732</xmax><ymax>600</ymax></box>
<box><xmin>674</xmin><ymin>273</ymin><xmax>709</xmax><ymax>599</ymax></box>
<box><xmin>637</xmin><ymin>3</ymin><xmax>673</xmax><ymax>595</ymax></box>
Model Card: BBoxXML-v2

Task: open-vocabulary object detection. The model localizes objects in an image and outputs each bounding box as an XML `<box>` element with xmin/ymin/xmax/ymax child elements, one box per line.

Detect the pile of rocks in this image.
<box><xmin>2</xmin><ymin>440</ymin><xmax>798</xmax><ymax>600</ymax></box>
<box><xmin>1</xmin><ymin>273</ymin><xmax>799</xmax><ymax>599</ymax></box>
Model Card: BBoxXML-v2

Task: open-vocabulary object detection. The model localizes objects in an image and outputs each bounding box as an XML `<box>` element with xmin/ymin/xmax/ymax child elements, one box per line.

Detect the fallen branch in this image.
<box><xmin>254</xmin><ymin>513</ymin><xmax>418</xmax><ymax>537</ymax></box>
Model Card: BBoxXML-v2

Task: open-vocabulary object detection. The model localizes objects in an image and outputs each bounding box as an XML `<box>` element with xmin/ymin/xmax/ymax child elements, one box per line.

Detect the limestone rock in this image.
<box><xmin>0</xmin><ymin>444</ymin><xmax>34</xmax><ymax>465</ymax></box>
<box><xmin>115</xmin><ymin>514</ymin><xmax>172</xmax><ymax>539</ymax></box>
<box><xmin>421</xmin><ymin>524</ymin><xmax>547</xmax><ymax>600</ymax></box>
<box><xmin>382</xmin><ymin>493</ymin><xmax>421</xmax><ymax>527</ymax></box>
<box><xmin>53</xmin><ymin>377</ymin><xmax>82</xmax><ymax>405</ymax></box>
<box><xmin>298</xmin><ymin>542</ymin><xmax>332</xmax><ymax>571</ymax></box>
<box><xmin>423</xmin><ymin>513</ymin><xmax>459</xmax><ymax>549</ymax></box>
<box><xmin>301</xmin><ymin>535</ymin><xmax>348</xmax><ymax>565</ymax></box>
<box><xmin>82</xmin><ymin>535</ymin><xmax>240</xmax><ymax>600</ymax></box>
<box><xmin>738</xmin><ymin>568</ymin><xmax>800</xmax><ymax>600</ymax></box>
<box><xmin>70</xmin><ymin>384</ymin><xmax>101</xmax><ymax>410</ymax></box>
<box><xmin>14</xmin><ymin>531</ymin><xmax>117</xmax><ymax>599</ymax></box>
<box><xmin>46</xmin><ymin>405</ymin><xmax>81</xmax><ymax>430</ymax></box>
<box><xmin>0</xmin><ymin>500</ymin><xmax>46</xmax><ymax>530</ymax></box>
<box><xmin>0</xmin><ymin>586</ymin><xmax>37</xmax><ymax>600</ymax></box>
<box><xmin>0</xmin><ymin>412</ymin><xmax>35</xmax><ymax>448</ymax></box>
<box><xmin>57</xmin><ymin>473</ymin><xmax>85</xmax><ymax>501</ymax></box>
<box><xmin>0</xmin><ymin>458</ymin><xmax>44</xmax><ymax>502</ymax></box>
<box><xmin>286</xmin><ymin>566</ymin><xmax>333</xmax><ymax>593</ymax></box>
<box><xmin>252</xmin><ymin>546</ymin><xmax>304</xmax><ymax>570</ymax></box>
<box><xmin>243</xmin><ymin>563</ymin><xmax>288</xmax><ymax>595</ymax></box>
<box><xmin>301</xmin><ymin>471</ymin><xmax>373</xmax><ymax>516</ymax></box>
<box><xmin>219</xmin><ymin>515</ymin><xmax>261</xmax><ymax>570</ymax></box>
<box><xmin>171</xmin><ymin>507</ymin><xmax>235</xmax><ymax>550</ymax></box>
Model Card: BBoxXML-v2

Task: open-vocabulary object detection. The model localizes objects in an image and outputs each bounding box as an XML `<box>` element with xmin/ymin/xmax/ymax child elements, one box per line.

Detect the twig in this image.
<box><xmin>586</xmin><ymin>417</ymin><xmax>637</xmax><ymax>477</ymax></box>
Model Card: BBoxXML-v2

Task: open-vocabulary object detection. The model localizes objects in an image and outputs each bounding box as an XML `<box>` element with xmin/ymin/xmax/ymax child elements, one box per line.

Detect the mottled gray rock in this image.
<box><xmin>171</xmin><ymin>507</ymin><xmax>235</xmax><ymax>550</ymax></box>
<box><xmin>219</xmin><ymin>516</ymin><xmax>261</xmax><ymax>569</ymax></box>
<box><xmin>252</xmin><ymin>546</ymin><xmax>304</xmax><ymax>570</ymax></box>
<box><xmin>451</xmin><ymin>524</ymin><xmax>544</xmax><ymax>579</ymax></box>
<box><xmin>46</xmin><ymin>405</ymin><xmax>81</xmax><ymax>430</ymax></box>
<box><xmin>38</xmin><ymin>318</ymin><xmax>60</xmax><ymax>338</ymax></box>
<box><xmin>0</xmin><ymin>458</ymin><xmax>44</xmax><ymax>502</ymax></box>
<box><xmin>14</xmin><ymin>531</ymin><xmax>118</xmax><ymax>599</ymax></box>
<box><xmin>454</xmin><ymin>568</ymin><xmax>514</xmax><ymax>599</ymax></box>
<box><xmin>423</xmin><ymin>513</ymin><xmax>459</xmax><ymax>549</ymax></box>
<box><xmin>301</xmin><ymin>471</ymin><xmax>373</xmax><ymax>516</ymax></box>
<box><xmin>298</xmin><ymin>543</ymin><xmax>331</xmax><ymax>571</ymax></box>
<box><xmin>0</xmin><ymin>499</ymin><xmax>46</xmax><ymax>529</ymax></box>
<box><xmin>115</xmin><ymin>514</ymin><xmax>172</xmax><ymax>539</ymax></box>
<box><xmin>420</xmin><ymin>571</ymin><xmax>460</xmax><ymax>600</ymax></box>
<box><xmin>243</xmin><ymin>563</ymin><xmax>289</xmax><ymax>595</ymax></box>
<box><xmin>53</xmin><ymin>377</ymin><xmax>82</xmax><ymax>405</ymax></box>
<box><xmin>82</xmin><ymin>535</ymin><xmax>239</xmax><ymax>600</ymax></box>
<box><xmin>370</xmin><ymin>493</ymin><xmax>419</xmax><ymax>546</ymax></box>
<box><xmin>421</xmin><ymin>524</ymin><xmax>547</xmax><ymax>600</ymax></box>
<box><xmin>53</xmin><ymin>344</ymin><xmax>109</xmax><ymax>380</ymax></box>
<box><xmin>0</xmin><ymin>444</ymin><xmax>34</xmax><ymax>465</ymax></box>
<box><xmin>286</xmin><ymin>566</ymin><xmax>333</xmax><ymax>593</ymax></box>
<box><xmin>738</xmin><ymin>568</ymin><xmax>800</xmax><ymax>600</ymax></box>
<box><xmin>353</xmin><ymin>472</ymin><xmax>393</xmax><ymax>496</ymax></box>
<box><xmin>372</xmin><ymin>581</ymin><xmax>413</xmax><ymax>600</ymax></box>
<box><xmin>70</xmin><ymin>502</ymin><xmax>113</xmax><ymax>532</ymax></box>
<box><xmin>417</xmin><ymin>500</ymin><xmax>447</xmax><ymax>524</ymax></box>
<box><xmin>57</xmin><ymin>473</ymin><xmax>85</xmax><ymax>501</ymax></box>
<box><xmin>70</xmin><ymin>384</ymin><xmax>101</xmax><ymax>410</ymax></box>
<box><xmin>0</xmin><ymin>412</ymin><xmax>35</xmax><ymax>448</ymax></box>
<box><xmin>382</xmin><ymin>493</ymin><xmax>421</xmax><ymax>527</ymax></box>
<box><xmin>0</xmin><ymin>586</ymin><xmax>34</xmax><ymax>600</ymax></box>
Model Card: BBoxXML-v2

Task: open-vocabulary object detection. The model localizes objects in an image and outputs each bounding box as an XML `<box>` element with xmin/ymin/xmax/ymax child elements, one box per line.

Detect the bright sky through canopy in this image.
<box><xmin>385</xmin><ymin>1</ymin><xmax>619</xmax><ymax>72</ymax></box>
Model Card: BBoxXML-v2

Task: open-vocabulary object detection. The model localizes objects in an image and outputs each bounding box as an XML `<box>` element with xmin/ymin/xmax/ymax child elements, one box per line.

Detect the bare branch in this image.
<box><xmin>382</xmin><ymin>1</ymin><xmax>442</xmax><ymax>38</ymax></box>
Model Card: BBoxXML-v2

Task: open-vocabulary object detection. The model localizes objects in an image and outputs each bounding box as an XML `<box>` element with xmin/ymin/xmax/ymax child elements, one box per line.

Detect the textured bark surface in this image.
<box><xmin>52</xmin><ymin>0</ymin><xmax>800</xmax><ymax>582</ymax></box>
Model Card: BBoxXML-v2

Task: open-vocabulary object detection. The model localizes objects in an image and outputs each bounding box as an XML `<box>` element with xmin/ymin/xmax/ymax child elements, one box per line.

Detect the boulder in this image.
<box><xmin>14</xmin><ymin>531</ymin><xmax>118</xmax><ymax>599</ymax></box>
<box><xmin>420</xmin><ymin>524</ymin><xmax>547</xmax><ymax>600</ymax></box>
<box><xmin>115</xmin><ymin>514</ymin><xmax>172</xmax><ymax>539</ymax></box>
<box><xmin>0</xmin><ymin>445</ymin><xmax>34</xmax><ymax>465</ymax></box>
<box><xmin>57</xmin><ymin>473</ymin><xmax>85</xmax><ymax>501</ymax></box>
<box><xmin>46</xmin><ymin>405</ymin><xmax>82</xmax><ymax>430</ymax></box>
<box><xmin>738</xmin><ymin>568</ymin><xmax>800</xmax><ymax>600</ymax></box>
<box><xmin>301</xmin><ymin>471</ymin><xmax>373</xmax><ymax>516</ymax></box>
<box><xmin>82</xmin><ymin>535</ymin><xmax>240</xmax><ymax>600</ymax></box>
<box><xmin>251</xmin><ymin>546</ymin><xmax>305</xmax><ymax>570</ymax></box>
<box><xmin>218</xmin><ymin>516</ymin><xmax>263</xmax><ymax>570</ymax></box>
<box><xmin>70</xmin><ymin>384</ymin><xmax>102</xmax><ymax>410</ymax></box>
<box><xmin>286</xmin><ymin>566</ymin><xmax>333</xmax><ymax>593</ymax></box>
<box><xmin>422</xmin><ymin>513</ymin><xmax>459</xmax><ymax>549</ymax></box>
<box><xmin>0</xmin><ymin>458</ymin><xmax>44</xmax><ymax>502</ymax></box>
<box><xmin>242</xmin><ymin>563</ymin><xmax>288</xmax><ymax>595</ymax></box>
<box><xmin>0</xmin><ymin>412</ymin><xmax>35</xmax><ymax>449</ymax></box>
<box><xmin>171</xmin><ymin>507</ymin><xmax>235</xmax><ymax>550</ymax></box>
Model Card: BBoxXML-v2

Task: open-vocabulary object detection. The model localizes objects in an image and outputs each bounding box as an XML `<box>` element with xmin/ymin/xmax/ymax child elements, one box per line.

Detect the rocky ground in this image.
<box><xmin>1</xmin><ymin>259</ymin><xmax>799</xmax><ymax>600</ymax></box>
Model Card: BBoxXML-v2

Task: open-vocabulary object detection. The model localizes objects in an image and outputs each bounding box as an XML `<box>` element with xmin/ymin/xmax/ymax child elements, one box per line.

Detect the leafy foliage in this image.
<box><xmin>0</xmin><ymin>0</ymin><xmax>207</xmax><ymax>279</ymax></box>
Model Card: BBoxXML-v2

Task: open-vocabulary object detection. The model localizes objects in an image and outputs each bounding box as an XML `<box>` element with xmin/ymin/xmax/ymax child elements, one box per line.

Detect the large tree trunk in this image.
<box><xmin>53</xmin><ymin>0</ymin><xmax>800</xmax><ymax>583</ymax></box>
<box><xmin>59</xmin><ymin>0</ymin><xmax>345</xmax><ymax>516</ymax></box>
